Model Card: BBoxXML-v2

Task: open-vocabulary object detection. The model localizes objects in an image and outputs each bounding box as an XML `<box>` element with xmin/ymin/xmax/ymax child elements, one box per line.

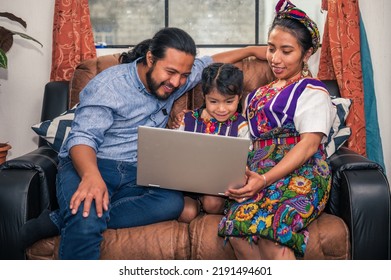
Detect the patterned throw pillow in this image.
<box><xmin>31</xmin><ymin>104</ymin><xmax>78</xmax><ymax>152</ymax></box>
<box><xmin>325</xmin><ymin>97</ymin><xmax>352</xmax><ymax>158</ymax></box>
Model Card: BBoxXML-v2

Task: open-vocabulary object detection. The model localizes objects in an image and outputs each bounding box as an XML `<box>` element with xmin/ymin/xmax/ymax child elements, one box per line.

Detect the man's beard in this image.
<box><xmin>146</xmin><ymin>67</ymin><xmax>175</xmax><ymax>101</ymax></box>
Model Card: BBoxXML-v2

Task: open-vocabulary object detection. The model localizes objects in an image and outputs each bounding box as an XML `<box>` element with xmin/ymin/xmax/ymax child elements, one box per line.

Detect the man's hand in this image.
<box><xmin>70</xmin><ymin>174</ymin><xmax>109</xmax><ymax>218</ymax></box>
<box><xmin>69</xmin><ymin>145</ymin><xmax>109</xmax><ymax>218</ymax></box>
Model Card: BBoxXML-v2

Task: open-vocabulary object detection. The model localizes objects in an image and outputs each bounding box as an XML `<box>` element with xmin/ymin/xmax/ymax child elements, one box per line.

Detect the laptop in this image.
<box><xmin>136</xmin><ymin>126</ymin><xmax>251</xmax><ymax>196</ymax></box>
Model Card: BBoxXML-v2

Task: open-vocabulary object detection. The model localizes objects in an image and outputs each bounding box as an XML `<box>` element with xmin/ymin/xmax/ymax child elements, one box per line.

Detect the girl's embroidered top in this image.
<box><xmin>178</xmin><ymin>108</ymin><xmax>250</xmax><ymax>139</ymax></box>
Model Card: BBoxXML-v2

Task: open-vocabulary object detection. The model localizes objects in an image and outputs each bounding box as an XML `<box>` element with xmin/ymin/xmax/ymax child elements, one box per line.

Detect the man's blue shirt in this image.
<box><xmin>59</xmin><ymin>56</ymin><xmax>213</xmax><ymax>162</ymax></box>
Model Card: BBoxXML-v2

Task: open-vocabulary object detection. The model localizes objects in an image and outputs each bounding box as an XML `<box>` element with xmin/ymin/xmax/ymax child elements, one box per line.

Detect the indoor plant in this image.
<box><xmin>0</xmin><ymin>12</ymin><xmax>42</xmax><ymax>69</ymax></box>
<box><xmin>0</xmin><ymin>12</ymin><xmax>42</xmax><ymax>163</ymax></box>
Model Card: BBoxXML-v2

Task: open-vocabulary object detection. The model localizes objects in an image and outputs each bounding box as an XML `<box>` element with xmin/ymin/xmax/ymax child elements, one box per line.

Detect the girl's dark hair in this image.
<box><xmin>269</xmin><ymin>17</ymin><xmax>313</xmax><ymax>55</ymax></box>
<box><xmin>119</xmin><ymin>27</ymin><xmax>196</xmax><ymax>64</ymax></box>
<box><xmin>201</xmin><ymin>63</ymin><xmax>244</xmax><ymax>112</ymax></box>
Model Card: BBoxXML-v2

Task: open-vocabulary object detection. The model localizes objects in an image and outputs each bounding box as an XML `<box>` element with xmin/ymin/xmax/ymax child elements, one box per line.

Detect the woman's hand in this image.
<box><xmin>224</xmin><ymin>132</ymin><xmax>324</xmax><ymax>203</ymax></box>
<box><xmin>225</xmin><ymin>169</ymin><xmax>267</xmax><ymax>203</ymax></box>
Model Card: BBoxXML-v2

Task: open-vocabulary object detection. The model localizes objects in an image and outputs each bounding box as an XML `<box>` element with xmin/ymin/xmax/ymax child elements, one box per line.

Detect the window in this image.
<box><xmin>89</xmin><ymin>0</ymin><xmax>325</xmax><ymax>48</ymax></box>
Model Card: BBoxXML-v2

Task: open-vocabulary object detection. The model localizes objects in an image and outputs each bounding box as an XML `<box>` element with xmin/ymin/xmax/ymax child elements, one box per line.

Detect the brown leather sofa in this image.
<box><xmin>0</xmin><ymin>53</ymin><xmax>390</xmax><ymax>260</ymax></box>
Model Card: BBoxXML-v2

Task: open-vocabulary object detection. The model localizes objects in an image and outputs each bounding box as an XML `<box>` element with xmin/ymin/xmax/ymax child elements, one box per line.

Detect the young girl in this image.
<box><xmin>177</xmin><ymin>62</ymin><xmax>251</xmax><ymax>222</ymax></box>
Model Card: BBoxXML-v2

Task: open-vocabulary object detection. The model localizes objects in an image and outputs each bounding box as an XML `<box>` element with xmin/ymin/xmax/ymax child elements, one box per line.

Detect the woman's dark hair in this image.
<box><xmin>269</xmin><ymin>17</ymin><xmax>313</xmax><ymax>55</ymax></box>
<box><xmin>201</xmin><ymin>63</ymin><xmax>244</xmax><ymax>113</ymax></box>
<box><xmin>119</xmin><ymin>27</ymin><xmax>196</xmax><ymax>64</ymax></box>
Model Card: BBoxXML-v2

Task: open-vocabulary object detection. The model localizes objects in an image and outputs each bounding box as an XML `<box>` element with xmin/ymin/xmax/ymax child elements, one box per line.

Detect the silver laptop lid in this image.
<box><xmin>136</xmin><ymin>126</ymin><xmax>251</xmax><ymax>196</ymax></box>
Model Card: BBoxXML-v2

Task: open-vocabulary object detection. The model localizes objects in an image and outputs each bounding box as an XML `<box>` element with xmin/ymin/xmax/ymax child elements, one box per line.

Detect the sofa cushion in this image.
<box><xmin>31</xmin><ymin>105</ymin><xmax>77</xmax><ymax>152</ymax></box>
<box><xmin>26</xmin><ymin>213</ymin><xmax>350</xmax><ymax>260</ymax></box>
<box><xmin>189</xmin><ymin>213</ymin><xmax>350</xmax><ymax>260</ymax></box>
<box><xmin>325</xmin><ymin>97</ymin><xmax>352</xmax><ymax>158</ymax></box>
<box><xmin>26</xmin><ymin>220</ymin><xmax>190</xmax><ymax>260</ymax></box>
<box><xmin>99</xmin><ymin>220</ymin><xmax>190</xmax><ymax>260</ymax></box>
<box><xmin>69</xmin><ymin>53</ymin><xmax>121</xmax><ymax>108</ymax></box>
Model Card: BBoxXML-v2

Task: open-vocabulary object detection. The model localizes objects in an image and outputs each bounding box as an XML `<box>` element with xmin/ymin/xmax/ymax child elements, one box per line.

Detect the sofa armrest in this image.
<box><xmin>0</xmin><ymin>146</ymin><xmax>59</xmax><ymax>259</ymax></box>
<box><xmin>1</xmin><ymin>146</ymin><xmax>59</xmax><ymax>210</ymax></box>
<box><xmin>0</xmin><ymin>169</ymin><xmax>40</xmax><ymax>259</ymax></box>
<box><xmin>327</xmin><ymin>147</ymin><xmax>391</xmax><ymax>259</ymax></box>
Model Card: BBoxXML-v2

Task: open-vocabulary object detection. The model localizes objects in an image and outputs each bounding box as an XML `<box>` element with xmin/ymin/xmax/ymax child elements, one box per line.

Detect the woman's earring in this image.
<box><xmin>302</xmin><ymin>62</ymin><xmax>309</xmax><ymax>77</ymax></box>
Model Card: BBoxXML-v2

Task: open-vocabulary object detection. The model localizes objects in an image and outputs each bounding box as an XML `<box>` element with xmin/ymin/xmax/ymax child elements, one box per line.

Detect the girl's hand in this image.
<box><xmin>171</xmin><ymin>109</ymin><xmax>187</xmax><ymax>129</ymax></box>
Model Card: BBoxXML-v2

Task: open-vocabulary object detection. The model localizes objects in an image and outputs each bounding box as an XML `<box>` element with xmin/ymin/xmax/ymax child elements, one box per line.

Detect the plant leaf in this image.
<box><xmin>0</xmin><ymin>48</ymin><xmax>8</xmax><ymax>69</ymax></box>
<box><xmin>8</xmin><ymin>30</ymin><xmax>43</xmax><ymax>48</ymax></box>
<box><xmin>0</xmin><ymin>12</ymin><xmax>27</xmax><ymax>28</ymax></box>
<box><xmin>0</xmin><ymin>27</ymin><xmax>14</xmax><ymax>53</ymax></box>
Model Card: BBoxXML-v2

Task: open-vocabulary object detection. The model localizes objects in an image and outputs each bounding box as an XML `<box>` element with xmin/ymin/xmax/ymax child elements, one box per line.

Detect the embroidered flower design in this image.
<box><xmin>277</xmin><ymin>223</ymin><xmax>292</xmax><ymax>243</ymax></box>
<box><xmin>288</xmin><ymin>176</ymin><xmax>312</xmax><ymax>194</ymax></box>
<box><xmin>249</xmin><ymin>211</ymin><xmax>273</xmax><ymax>233</ymax></box>
<box><xmin>260</xmin><ymin>197</ymin><xmax>279</xmax><ymax>212</ymax></box>
<box><xmin>268</xmin><ymin>188</ymin><xmax>282</xmax><ymax>201</ymax></box>
<box><xmin>315</xmin><ymin>158</ymin><xmax>330</xmax><ymax>177</ymax></box>
<box><xmin>300</xmin><ymin>166</ymin><xmax>314</xmax><ymax>179</ymax></box>
<box><xmin>235</xmin><ymin>203</ymin><xmax>259</xmax><ymax>221</ymax></box>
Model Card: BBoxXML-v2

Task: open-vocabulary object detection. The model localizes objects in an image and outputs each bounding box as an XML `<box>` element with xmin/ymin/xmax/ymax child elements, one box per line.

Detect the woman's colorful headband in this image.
<box><xmin>275</xmin><ymin>0</ymin><xmax>320</xmax><ymax>54</ymax></box>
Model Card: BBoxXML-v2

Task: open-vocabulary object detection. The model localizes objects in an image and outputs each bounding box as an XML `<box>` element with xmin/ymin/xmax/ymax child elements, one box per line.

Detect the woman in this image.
<box><xmin>219</xmin><ymin>0</ymin><xmax>336</xmax><ymax>259</ymax></box>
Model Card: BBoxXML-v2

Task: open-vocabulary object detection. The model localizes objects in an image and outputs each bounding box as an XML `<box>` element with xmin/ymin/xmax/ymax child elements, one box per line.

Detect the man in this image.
<box><xmin>21</xmin><ymin>27</ymin><xmax>266</xmax><ymax>259</ymax></box>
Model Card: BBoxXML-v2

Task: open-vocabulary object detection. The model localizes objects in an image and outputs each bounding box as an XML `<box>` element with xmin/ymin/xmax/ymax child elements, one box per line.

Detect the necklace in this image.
<box><xmin>271</xmin><ymin>74</ymin><xmax>304</xmax><ymax>90</ymax></box>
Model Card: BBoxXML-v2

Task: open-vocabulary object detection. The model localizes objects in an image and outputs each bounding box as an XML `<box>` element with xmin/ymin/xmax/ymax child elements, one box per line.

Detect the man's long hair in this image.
<box><xmin>119</xmin><ymin>27</ymin><xmax>197</xmax><ymax>64</ymax></box>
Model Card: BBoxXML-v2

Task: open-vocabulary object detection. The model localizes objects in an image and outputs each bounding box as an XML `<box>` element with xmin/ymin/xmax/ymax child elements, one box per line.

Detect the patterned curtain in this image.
<box><xmin>50</xmin><ymin>0</ymin><xmax>97</xmax><ymax>82</ymax></box>
<box><xmin>318</xmin><ymin>0</ymin><xmax>366</xmax><ymax>156</ymax></box>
